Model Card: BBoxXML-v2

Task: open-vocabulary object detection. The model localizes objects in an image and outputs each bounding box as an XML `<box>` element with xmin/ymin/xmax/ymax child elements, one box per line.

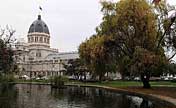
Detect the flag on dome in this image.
<box><xmin>39</xmin><ymin>6</ymin><xmax>42</xmax><ymax>11</ymax></box>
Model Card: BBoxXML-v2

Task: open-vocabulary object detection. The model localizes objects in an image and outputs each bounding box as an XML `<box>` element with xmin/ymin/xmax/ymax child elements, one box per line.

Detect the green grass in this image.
<box><xmin>14</xmin><ymin>79</ymin><xmax>176</xmax><ymax>87</ymax></box>
<box><xmin>69</xmin><ymin>80</ymin><xmax>176</xmax><ymax>87</ymax></box>
<box><xmin>15</xmin><ymin>79</ymin><xmax>50</xmax><ymax>83</ymax></box>
<box><xmin>150</xmin><ymin>81</ymin><xmax>176</xmax><ymax>87</ymax></box>
<box><xmin>89</xmin><ymin>81</ymin><xmax>142</xmax><ymax>87</ymax></box>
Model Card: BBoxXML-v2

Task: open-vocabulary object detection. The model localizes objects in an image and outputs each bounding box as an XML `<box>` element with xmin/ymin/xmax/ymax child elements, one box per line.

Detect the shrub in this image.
<box><xmin>0</xmin><ymin>74</ymin><xmax>15</xmax><ymax>83</ymax></box>
<box><xmin>50</xmin><ymin>76</ymin><xmax>68</xmax><ymax>88</ymax></box>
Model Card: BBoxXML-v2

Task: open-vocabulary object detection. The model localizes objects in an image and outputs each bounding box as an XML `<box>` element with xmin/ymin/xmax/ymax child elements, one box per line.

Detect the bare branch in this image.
<box><xmin>168</xmin><ymin>52</ymin><xmax>176</xmax><ymax>61</ymax></box>
<box><xmin>156</xmin><ymin>17</ymin><xmax>176</xmax><ymax>52</ymax></box>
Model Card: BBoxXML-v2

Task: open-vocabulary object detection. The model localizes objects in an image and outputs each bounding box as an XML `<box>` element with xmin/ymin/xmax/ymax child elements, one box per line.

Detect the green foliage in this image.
<box><xmin>131</xmin><ymin>47</ymin><xmax>167</xmax><ymax>76</ymax></box>
<box><xmin>63</xmin><ymin>58</ymin><xmax>87</xmax><ymax>80</ymax></box>
<box><xmin>0</xmin><ymin>27</ymin><xmax>15</xmax><ymax>75</ymax></box>
<box><xmin>0</xmin><ymin>39</ymin><xmax>14</xmax><ymax>74</ymax></box>
<box><xmin>50</xmin><ymin>76</ymin><xmax>68</xmax><ymax>88</ymax></box>
<box><xmin>79</xmin><ymin>0</ymin><xmax>176</xmax><ymax>87</ymax></box>
<box><xmin>166</xmin><ymin>63</ymin><xmax>176</xmax><ymax>76</ymax></box>
<box><xmin>0</xmin><ymin>74</ymin><xmax>16</xmax><ymax>83</ymax></box>
<box><xmin>79</xmin><ymin>36</ymin><xmax>117</xmax><ymax>81</ymax></box>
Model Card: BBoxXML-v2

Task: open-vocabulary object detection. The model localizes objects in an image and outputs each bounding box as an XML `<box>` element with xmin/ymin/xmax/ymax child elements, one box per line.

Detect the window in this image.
<box><xmin>40</xmin><ymin>37</ymin><xmax>43</xmax><ymax>43</ymax></box>
<box><xmin>47</xmin><ymin>38</ymin><xmax>49</xmax><ymax>44</ymax></box>
<box><xmin>28</xmin><ymin>38</ymin><xmax>30</xmax><ymax>42</ymax></box>
<box><xmin>35</xmin><ymin>37</ymin><xmax>38</xmax><ymax>42</ymax></box>
<box><xmin>36</xmin><ymin>52</ymin><xmax>41</xmax><ymax>57</ymax></box>
<box><xmin>38</xmin><ymin>52</ymin><xmax>41</xmax><ymax>57</ymax></box>
<box><xmin>44</xmin><ymin>38</ymin><xmax>46</xmax><ymax>43</ymax></box>
<box><xmin>31</xmin><ymin>37</ymin><xmax>34</xmax><ymax>42</ymax></box>
<box><xmin>29</xmin><ymin>57</ymin><xmax>34</xmax><ymax>60</ymax></box>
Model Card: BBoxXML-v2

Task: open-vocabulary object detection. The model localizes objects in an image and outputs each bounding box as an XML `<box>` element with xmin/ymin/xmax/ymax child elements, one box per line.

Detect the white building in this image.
<box><xmin>14</xmin><ymin>15</ymin><xmax>79</xmax><ymax>78</ymax></box>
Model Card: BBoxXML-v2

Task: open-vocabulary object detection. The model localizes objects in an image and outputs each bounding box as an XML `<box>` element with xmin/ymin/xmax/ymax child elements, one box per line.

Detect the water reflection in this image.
<box><xmin>0</xmin><ymin>84</ymin><xmax>171</xmax><ymax>108</ymax></box>
<box><xmin>0</xmin><ymin>84</ymin><xmax>18</xmax><ymax>108</ymax></box>
<box><xmin>57</xmin><ymin>87</ymin><xmax>156</xmax><ymax>108</ymax></box>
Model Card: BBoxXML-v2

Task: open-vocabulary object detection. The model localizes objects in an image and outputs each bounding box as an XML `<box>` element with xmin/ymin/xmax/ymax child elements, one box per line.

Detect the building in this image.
<box><xmin>14</xmin><ymin>15</ymin><xmax>79</xmax><ymax>79</ymax></box>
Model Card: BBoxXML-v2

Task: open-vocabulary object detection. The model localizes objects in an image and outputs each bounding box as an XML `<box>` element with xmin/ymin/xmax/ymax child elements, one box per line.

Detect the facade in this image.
<box><xmin>14</xmin><ymin>15</ymin><xmax>79</xmax><ymax>78</ymax></box>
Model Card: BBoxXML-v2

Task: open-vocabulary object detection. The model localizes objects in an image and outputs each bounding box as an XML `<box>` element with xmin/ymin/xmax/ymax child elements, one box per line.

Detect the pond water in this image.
<box><xmin>0</xmin><ymin>84</ymin><xmax>172</xmax><ymax>108</ymax></box>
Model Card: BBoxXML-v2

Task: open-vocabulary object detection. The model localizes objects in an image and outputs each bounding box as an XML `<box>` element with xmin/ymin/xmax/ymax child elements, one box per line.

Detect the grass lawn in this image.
<box><xmin>72</xmin><ymin>80</ymin><xmax>176</xmax><ymax>87</ymax></box>
<box><xmin>16</xmin><ymin>79</ymin><xmax>176</xmax><ymax>87</ymax></box>
<box><xmin>150</xmin><ymin>81</ymin><xmax>176</xmax><ymax>87</ymax></box>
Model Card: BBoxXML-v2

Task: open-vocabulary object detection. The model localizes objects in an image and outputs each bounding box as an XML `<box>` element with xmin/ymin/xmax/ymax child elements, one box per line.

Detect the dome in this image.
<box><xmin>28</xmin><ymin>15</ymin><xmax>50</xmax><ymax>34</ymax></box>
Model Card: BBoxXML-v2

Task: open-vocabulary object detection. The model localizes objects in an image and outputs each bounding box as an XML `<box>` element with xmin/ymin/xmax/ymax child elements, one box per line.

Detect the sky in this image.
<box><xmin>0</xmin><ymin>0</ymin><xmax>175</xmax><ymax>52</ymax></box>
<box><xmin>0</xmin><ymin>0</ymin><xmax>102</xmax><ymax>52</ymax></box>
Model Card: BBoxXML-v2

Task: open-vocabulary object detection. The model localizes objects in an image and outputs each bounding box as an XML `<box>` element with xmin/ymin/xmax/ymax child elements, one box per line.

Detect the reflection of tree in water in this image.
<box><xmin>16</xmin><ymin>84</ymin><xmax>56</xmax><ymax>108</ymax></box>
<box><xmin>66</xmin><ymin>87</ymin><xmax>131</xmax><ymax>108</ymax></box>
<box><xmin>140</xmin><ymin>99</ymin><xmax>152</xmax><ymax>108</ymax></box>
<box><xmin>51</xmin><ymin>87</ymin><xmax>157</xmax><ymax>108</ymax></box>
<box><xmin>50</xmin><ymin>88</ymin><xmax>64</xmax><ymax>100</ymax></box>
<box><xmin>126</xmin><ymin>96</ymin><xmax>156</xmax><ymax>108</ymax></box>
<box><xmin>0</xmin><ymin>84</ymin><xmax>18</xmax><ymax>108</ymax></box>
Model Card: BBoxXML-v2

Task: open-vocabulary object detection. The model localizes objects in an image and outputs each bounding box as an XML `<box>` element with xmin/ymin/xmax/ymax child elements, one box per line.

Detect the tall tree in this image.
<box><xmin>0</xmin><ymin>26</ymin><xmax>16</xmax><ymax>75</ymax></box>
<box><xmin>100</xmin><ymin>0</ymin><xmax>167</xmax><ymax>88</ymax></box>
<box><xmin>79</xmin><ymin>0</ymin><xmax>172</xmax><ymax>88</ymax></box>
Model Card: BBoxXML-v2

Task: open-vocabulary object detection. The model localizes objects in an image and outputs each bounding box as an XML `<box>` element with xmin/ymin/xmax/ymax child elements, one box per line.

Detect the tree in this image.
<box><xmin>63</xmin><ymin>59</ymin><xmax>88</xmax><ymax>80</ymax></box>
<box><xmin>0</xmin><ymin>26</ymin><xmax>16</xmax><ymax>76</ymax></box>
<box><xmin>166</xmin><ymin>63</ymin><xmax>176</xmax><ymax>76</ymax></box>
<box><xmin>99</xmin><ymin>0</ymin><xmax>169</xmax><ymax>88</ymax></box>
<box><xmin>79</xmin><ymin>0</ymin><xmax>173</xmax><ymax>88</ymax></box>
<box><xmin>79</xmin><ymin>36</ymin><xmax>117</xmax><ymax>81</ymax></box>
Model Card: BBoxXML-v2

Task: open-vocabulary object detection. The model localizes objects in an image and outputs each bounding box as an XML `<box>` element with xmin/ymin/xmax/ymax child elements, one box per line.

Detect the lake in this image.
<box><xmin>0</xmin><ymin>84</ymin><xmax>172</xmax><ymax>108</ymax></box>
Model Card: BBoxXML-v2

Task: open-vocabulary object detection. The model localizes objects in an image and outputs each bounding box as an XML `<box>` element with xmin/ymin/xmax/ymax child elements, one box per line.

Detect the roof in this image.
<box><xmin>46</xmin><ymin>52</ymin><xmax>79</xmax><ymax>60</ymax></box>
<box><xmin>28</xmin><ymin>15</ymin><xmax>50</xmax><ymax>34</ymax></box>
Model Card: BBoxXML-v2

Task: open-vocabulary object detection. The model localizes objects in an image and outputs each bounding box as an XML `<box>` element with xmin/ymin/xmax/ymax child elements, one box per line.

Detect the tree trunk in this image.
<box><xmin>99</xmin><ymin>74</ymin><xmax>103</xmax><ymax>82</ymax></box>
<box><xmin>84</xmin><ymin>72</ymin><xmax>86</xmax><ymax>81</ymax></box>
<box><xmin>99</xmin><ymin>75</ymin><xmax>102</xmax><ymax>82</ymax></box>
<box><xmin>141</xmin><ymin>72</ymin><xmax>151</xmax><ymax>88</ymax></box>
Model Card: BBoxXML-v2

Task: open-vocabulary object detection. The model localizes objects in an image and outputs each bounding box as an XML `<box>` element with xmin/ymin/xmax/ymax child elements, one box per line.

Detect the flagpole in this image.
<box><xmin>39</xmin><ymin>6</ymin><xmax>43</xmax><ymax>16</ymax></box>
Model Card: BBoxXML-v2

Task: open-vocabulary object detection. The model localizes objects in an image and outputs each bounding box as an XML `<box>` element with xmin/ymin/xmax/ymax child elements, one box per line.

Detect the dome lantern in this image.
<box><xmin>38</xmin><ymin>15</ymin><xmax>41</xmax><ymax>20</ymax></box>
<box><xmin>28</xmin><ymin>15</ymin><xmax>50</xmax><ymax>34</ymax></box>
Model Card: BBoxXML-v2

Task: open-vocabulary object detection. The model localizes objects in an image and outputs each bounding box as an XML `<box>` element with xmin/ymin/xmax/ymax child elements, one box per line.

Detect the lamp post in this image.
<box><xmin>28</xmin><ymin>56</ymin><xmax>33</xmax><ymax>83</ymax></box>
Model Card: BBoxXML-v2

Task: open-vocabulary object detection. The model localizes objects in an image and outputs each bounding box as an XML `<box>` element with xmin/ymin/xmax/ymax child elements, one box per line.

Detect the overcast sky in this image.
<box><xmin>0</xmin><ymin>0</ymin><xmax>175</xmax><ymax>52</ymax></box>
